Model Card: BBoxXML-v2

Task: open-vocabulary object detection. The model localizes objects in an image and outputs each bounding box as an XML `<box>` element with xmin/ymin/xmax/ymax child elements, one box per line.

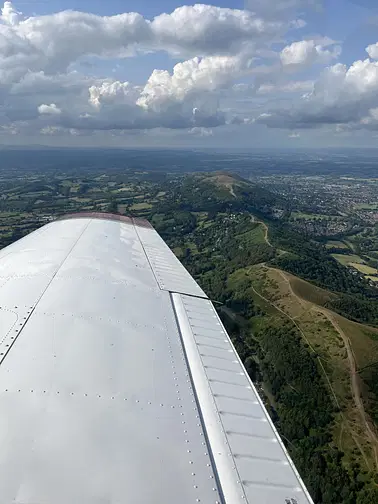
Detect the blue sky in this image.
<box><xmin>0</xmin><ymin>0</ymin><xmax>378</xmax><ymax>148</ymax></box>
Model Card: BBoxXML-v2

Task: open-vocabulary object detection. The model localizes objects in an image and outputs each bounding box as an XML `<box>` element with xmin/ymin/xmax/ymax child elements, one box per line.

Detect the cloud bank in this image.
<box><xmin>0</xmin><ymin>0</ymin><xmax>376</xmax><ymax>141</ymax></box>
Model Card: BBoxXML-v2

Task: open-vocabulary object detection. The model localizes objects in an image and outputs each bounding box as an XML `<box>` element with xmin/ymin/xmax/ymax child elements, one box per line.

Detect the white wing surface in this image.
<box><xmin>0</xmin><ymin>212</ymin><xmax>314</xmax><ymax>504</ymax></box>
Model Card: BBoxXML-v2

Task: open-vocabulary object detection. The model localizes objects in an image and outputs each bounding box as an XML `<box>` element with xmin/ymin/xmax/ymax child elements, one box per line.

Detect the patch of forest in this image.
<box><xmin>269</xmin><ymin>223</ymin><xmax>378</xmax><ymax>327</ymax></box>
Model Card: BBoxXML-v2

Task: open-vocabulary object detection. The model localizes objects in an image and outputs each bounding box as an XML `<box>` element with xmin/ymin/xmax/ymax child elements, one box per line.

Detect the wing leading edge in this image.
<box><xmin>0</xmin><ymin>213</ymin><xmax>313</xmax><ymax>504</ymax></box>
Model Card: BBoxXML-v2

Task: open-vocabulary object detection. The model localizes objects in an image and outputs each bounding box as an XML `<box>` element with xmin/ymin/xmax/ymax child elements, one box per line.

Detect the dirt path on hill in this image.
<box><xmin>249</xmin><ymin>264</ymin><xmax>378</xmax><ymax>469</ymax></box>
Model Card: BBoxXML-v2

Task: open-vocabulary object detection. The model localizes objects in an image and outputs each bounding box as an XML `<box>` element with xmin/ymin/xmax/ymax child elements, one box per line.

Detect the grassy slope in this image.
<box><xmin>230</xmin><ymin>263</ymin><xmax>378</xmax><ymax>476</ymax></box>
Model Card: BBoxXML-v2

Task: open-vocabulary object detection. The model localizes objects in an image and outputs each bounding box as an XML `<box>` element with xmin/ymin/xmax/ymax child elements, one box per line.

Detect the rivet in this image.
<box><xmin>194</xmin><ymin>485</ymin><xmax>198</xmax><ymax>489</ymax></box>
<box><xmin>189</xmin><ymin>461</ymin><xmax>193</xmax><ymax>464</ymax></box>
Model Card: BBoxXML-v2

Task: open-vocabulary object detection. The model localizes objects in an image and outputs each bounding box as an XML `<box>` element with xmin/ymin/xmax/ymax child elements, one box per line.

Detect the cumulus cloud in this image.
<box><xmin>257</xmin><ymin>57</ymin><xmax>378</xmax><ymax>129</ymax></box>
<box><xmin>0</xmin><ymin>1</ymin><xmax>348</xmax><ymax>138</ymax></box>
<box><xmin>38</xmin><ymin>103</ymin><xmax>61</xmax><ymax>115</ymax></box>
<box><xmin>137</xmin><ymin>55</ymin><xmax>243</xmax><ymax>110</ymax></box>
<box><xmin>0</xmin><ymin>1</ymin><xmax>298</xmax><ymax>135</ymax></box>
<box><xmin>280</xmin><ymin>39</ymin><xmax>341</xmax><ymax>67</ymax></box>
<box><xmin>80</xmin><ymin>55</ymin><xmax>243</xmax><ymax>130</ymax></box>
<box><xmin>0</xmin><ymin>3</ymin><xmax>281</xmax><ymax>77</ymax></box>
<box><xmin>89</xmin><ymin>80</ymin><xmax>141</xmax><ymax>108</ymax></box>
<box><xmin>1</xmin><ymin>1</ymin><xmax>21</xmax><ymax>25</ymax></box>
<box><xmin>366</xmin><ymin>42</ymin><xmax>378</xmax><ymax>60</ymax></box>
<box><xmin>151</xmin><ymin>4</ymin><xmax>282</xmax><ymax>56</ymax></box>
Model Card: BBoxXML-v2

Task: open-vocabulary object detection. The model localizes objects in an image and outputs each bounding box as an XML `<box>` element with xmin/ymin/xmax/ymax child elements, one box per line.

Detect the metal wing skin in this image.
<box><xmin>0</xmin><ymin>213</ymin><xmax>314</xmax><ymax>504</ymax></box>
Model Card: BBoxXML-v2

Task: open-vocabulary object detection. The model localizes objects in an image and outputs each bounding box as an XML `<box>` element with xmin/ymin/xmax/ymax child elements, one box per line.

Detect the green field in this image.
<box><xmin>332</xmin><ymin>253</ymin><xmax>365</xmax><ymax>265</ymax></box>
<box><xmin>354</xmin><ymin>203</ymin><xmax>378</xmax><ymax>210</ymax></box>
<box><xmin>291</xmin><ymin>211</ymin><xmax>334</xmax><ymax>220</ymax></box>
<box><xmin>235</xmin><ymin>223</ymin><xmax>266</xmax><ymax>244</ymax></box>
<box><xmin>349</xmin><ymin>263</ymin><xmax>378</xmax><ymax>275</ymax></box>
<box><xmin>130</xmin><ymin>202</ymin><xmax>153</xmax><ymax>210</ymax></box>
<box><xmin>326</xmin><ymin>240</ymin><xmax>350</xmax><ymax>250</ymax></box>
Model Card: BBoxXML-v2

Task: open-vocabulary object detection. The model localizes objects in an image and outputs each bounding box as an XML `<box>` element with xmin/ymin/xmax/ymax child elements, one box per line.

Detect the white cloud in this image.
<box><xmin>89</xmin><ymin>80</ymin><xmax>140</xmax><ymax>108</ymax></box>
<box><xmin>63</xmin><ymin>54</ymin><xmax>251</xmax><ymax>131</ymax></box>
<box><xmin>0</xmin><ymin>1</ymin><xmax>351</xmax><ymax>140</ymax></box>
<box><xmin>189</xmin><ymin>127</ymin><xmax>214</xmax><ymax>136</ymax></box>
<box><xmin>40</xmin><ymin>125</ymin><xmax>64</xmax><ymax>135</ymax></box>
<box><xmin>257</xmin><ymin>79</ymin><xmax>314</xmax><ymax>93</ymax></box>
<box><xmin>257</xmin><ymin>58</ymin><xmax>378</xmax><ymax>129</ymax></box>
<box><xmin>0</xmin><ymin>3</ymin><xmax>282</xmax><ymax>78</ymax></box>
<box><xmin>151</xmin><ymin>4</ymin><xmax>282</xmax><ymax>56</ymax></box>
<box><xmin>366</xmin><ymin>42</ymin><xmax>378</xmax><ymax>60</ymax></box>
<box><xmin>280</xmin><ymin>39</ymin><xmax>341</xmax><ymax>67</ymax></box>
<box><xmin>38</xmin><ymin>103</ymin><xmax>61</xmax><ymax>115</ymax></box>
<box><xmin>0</xmin><ymin>123</ymin><xmax>18</xmax><ymax>134</ymax></box>
<box><xmin>1</xmin><ymin>1</ymin><xmax>21</xmax><ymax>25</ymax></box>
<box><xmin>0</xmin><ymin>1</ymin><xmax>295</xmax><ymax>135</ymax></box>
<box><xmin>137</xmin><ymin>55</ymin><xmax>243</xmax><ymax>110</ymax></box>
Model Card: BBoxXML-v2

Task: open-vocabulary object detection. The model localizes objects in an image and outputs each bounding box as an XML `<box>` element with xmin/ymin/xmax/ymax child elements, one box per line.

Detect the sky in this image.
<box><xmin>0</xmin><ymin>0</ymin><xmax>378</xmax><ymax>148</ymax></box>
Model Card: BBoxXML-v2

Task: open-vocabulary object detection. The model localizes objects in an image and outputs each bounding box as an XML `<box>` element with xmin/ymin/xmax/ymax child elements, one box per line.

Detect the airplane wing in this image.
<box><xmin>0</xmin><ymin>212</ymin><xmax>314</xmax><ymax>504</ymax></box>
